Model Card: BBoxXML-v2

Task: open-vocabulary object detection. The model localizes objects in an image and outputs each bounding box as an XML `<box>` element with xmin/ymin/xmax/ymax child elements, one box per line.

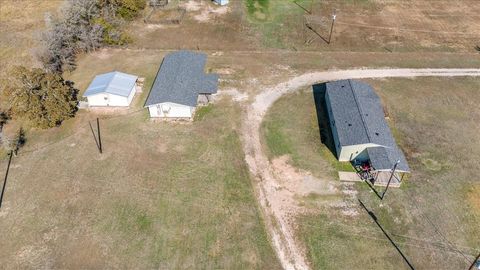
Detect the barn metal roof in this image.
<box><xmin>326</xmin><ymin>80</ymin><xmax>409</xmax><ymax>172</ymax></box>
<box><xmin>144</xmin><ymin>50</ymin><xmax>219</xmax><ymax>107</ymax></box>
<box><xmin>83</xmin><ymin>71</ymin><xmax>138</xmax><ymax>97</ymax></box>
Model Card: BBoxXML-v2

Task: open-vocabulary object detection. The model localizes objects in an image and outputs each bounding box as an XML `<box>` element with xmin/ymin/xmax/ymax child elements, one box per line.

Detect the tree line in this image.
<box><xmin>0</xmin><ymin>0</ymin><xmax>146</xmax><ymax>152</ymax></box>
<box><xmin>38</xmin><ymin>0</ymin><xmax>146</xmax><ymax>73</ymax></box>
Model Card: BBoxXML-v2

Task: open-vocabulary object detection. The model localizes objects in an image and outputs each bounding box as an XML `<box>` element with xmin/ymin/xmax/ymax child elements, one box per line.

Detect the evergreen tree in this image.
<box><xmin>2</xmin><ymin>67</ymin><xmax>78</xmax><ymax>129</ymax></box>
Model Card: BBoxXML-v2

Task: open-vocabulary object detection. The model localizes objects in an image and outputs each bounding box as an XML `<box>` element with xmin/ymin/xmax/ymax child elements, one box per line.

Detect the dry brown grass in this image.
<box><xmin>0</xmin><ymin>98</ymin><xmax>281</xmax><ymax>269</ymax></box>
<box><xmin>468</xmin><ymin>185</ymin><xmax>480</xmax><ymax>213</ymax></box>
<box><xmin>2</xmin><ymin>1</ymin><xmax>480</xmax><ymax>268</ymax></box>
<box><xmin>263</xmin><ymin>77</ymin><xmax>480</xmax><ymax>269</ymax></box>
<box><xmin>125</xmin><ymin>0</ymin><xmax>480</xmax><ymax>52</ymax></box>
<box><xmin>0</xmin><ymin>1</ymin><xmax>61</xmax><ymax>78</ymax></box>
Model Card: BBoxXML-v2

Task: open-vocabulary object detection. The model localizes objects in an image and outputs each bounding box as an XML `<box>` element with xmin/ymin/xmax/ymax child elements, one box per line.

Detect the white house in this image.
<box><xmin>213</xmin><ymin>0</ymin><xmax>228</xmax><ymax>5</ymax></box>
<box><xmin>83</xmin><ymin>71</ymin><xmax>138</xmax><ymax>107</ymax></box>
<box><xmin>325</xmin><ymin>80</ymin><xmax>410</xmax><ymax>186</ymax></box>
<box><xmin>145</xmin><ymin>50</ymin><xmax>218</xmax><ymax>119</ymax></box>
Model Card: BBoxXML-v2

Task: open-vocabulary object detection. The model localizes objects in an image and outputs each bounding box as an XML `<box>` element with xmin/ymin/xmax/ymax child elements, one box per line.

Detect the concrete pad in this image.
<box><xmin>338</xmin><ymin>172</ymin><xmax>362</xmax><ymax>182</ymax></box>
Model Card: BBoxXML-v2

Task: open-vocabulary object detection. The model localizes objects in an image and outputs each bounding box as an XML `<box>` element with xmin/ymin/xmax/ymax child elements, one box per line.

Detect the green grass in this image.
<box><xmin>261</xmin><ymin>88</ymin><xmax>354</xmax><ymax>179</ymax></box>
<box><xmin>194</xmin><ymin>104</ymin><xmax>215</xmax><ymax>121</ymax></box>
<box><xmin>0</xmin><ymin>80</ymin><xmax>281</xmax><ymax>269</ymax></box>
<box><xmin>244</xmin><ymin>0</ymin><xmax>304</xmax><ymax>48</ymax></box>
<box><xmin>262</xmin><ymin>78</ymin><xmax>480</xmax><ymax>269</ymax></box>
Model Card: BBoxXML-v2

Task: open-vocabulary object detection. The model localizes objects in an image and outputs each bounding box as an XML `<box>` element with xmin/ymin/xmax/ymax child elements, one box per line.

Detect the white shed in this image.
<box><xmin>145</xmin><ymin>50</ymin><xmax>218</xmax><ymax>119</ymax></box>
<box><xmin>83</xmin><ymin>71</ymin><xmax>138</xmax><ymax>107</ymax></box>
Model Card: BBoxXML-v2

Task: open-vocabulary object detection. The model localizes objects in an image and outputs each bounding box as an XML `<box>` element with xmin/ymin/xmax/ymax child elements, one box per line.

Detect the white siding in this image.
<box><xmin>126</xmin><ymin>85</ymin><xmax>136</xmax><ymax>105</ymax></box>
<box><xmin>86</xmin><ymin>85</ymin><xmax>136</xmax><ymax>107</ymax></box>
<box><xmin>338</xmin><ymin>143</ymin><xmax>379</xmax><ymax>162</ymax></box>
<box><xmin>87</xmin><ymin>93</ymin><xmax>127</xmax><ymax>107</ymax></box>
<box><xmin>147</xmin><ymin>102</ymin><xmax>194</xmax><ymax>118</ymax></box>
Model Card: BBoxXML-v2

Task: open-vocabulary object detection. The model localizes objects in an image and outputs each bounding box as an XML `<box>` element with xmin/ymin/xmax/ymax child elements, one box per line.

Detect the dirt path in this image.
<box><xmin>240</xmin><ymin>68</ymin><xmax>480</xmax><ymax>270</ymax></box>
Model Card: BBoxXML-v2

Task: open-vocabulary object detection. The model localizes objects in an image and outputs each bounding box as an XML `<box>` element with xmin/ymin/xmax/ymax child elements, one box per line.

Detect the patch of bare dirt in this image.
<box><xmin>241</xmin><ymin>68</ymin><xmax>480</xmax><ymax>270</ymax></box>
<box><xmin>181</xmin><ymin>0</ymin><xmax>229</xmax><ymax>23</ymax></box>
<box><xmin>94</xmin><ymin>49</ymin><xmax>113</xmax><ymax>60</ymax></box>
<box><xmin>272</xmin><ymin>156</ymin><xmax>337</xmax><ymax>197</ymax></box>
<box><xmin>219</xmin><ymin>88</ymin><xmax>249</xmax><ymax>102</ymax></box>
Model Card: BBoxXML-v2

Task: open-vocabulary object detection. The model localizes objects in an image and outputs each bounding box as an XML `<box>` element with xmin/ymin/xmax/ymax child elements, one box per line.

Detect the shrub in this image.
<box><xmin>38</xmin><ymin>0</ymin><xmax>146</xmax><ymax>73</ymax></box>
<box><xmin>2</xmin><ymin>67</ymin><xmax>78</xmax><ymax>129</ymax></box>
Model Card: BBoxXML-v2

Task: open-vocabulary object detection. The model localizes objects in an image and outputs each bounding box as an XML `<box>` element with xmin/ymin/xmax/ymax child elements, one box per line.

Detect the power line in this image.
<box><xmin>402</xmin><ymin>188</ymin><xmax>473</xmax><ymax>264</ymax></box>
<box><xmin>299</xmin><ymin>221</ymin><xmax>476</xmax><ymax>259</ymax></box>
<box><xmin>335</xmin><ymin>21</ymin><xmax>480</xmax><ymax>37</ymax></box>
<box><xmin>17</xmin><ymin>108</ymin><xmax>146</xmax><ymax>156</ymax></box>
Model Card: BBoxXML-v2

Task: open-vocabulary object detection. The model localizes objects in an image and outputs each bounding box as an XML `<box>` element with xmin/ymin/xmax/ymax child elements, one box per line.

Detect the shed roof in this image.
<box><xmin>144</xmin><ymin>50</ymin><xmax>219</xmax><ymax>107</ymax></box>
<box><xmin>326</xmin><ymin>79</ymin><xmax>409</xmax><ymax>172</ymax></box>
<box><xmin>83</xmin><ymin>71</ymin><xmax>138</xmax><ymax>97</ymax></box>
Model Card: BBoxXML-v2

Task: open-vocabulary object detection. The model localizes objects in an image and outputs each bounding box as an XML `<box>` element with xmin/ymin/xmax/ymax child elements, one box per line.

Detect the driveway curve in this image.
<box><xmin>241</xmin><ymin>68</ymin><xmax>480</xmax><ymax>270</ymax></box>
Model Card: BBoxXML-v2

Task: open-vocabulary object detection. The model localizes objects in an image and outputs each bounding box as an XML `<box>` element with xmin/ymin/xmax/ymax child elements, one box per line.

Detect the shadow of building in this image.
<box><xmin>312</xmin><ymin>83</ymin><xmax>337</xmax><ymax>158</ymax></box>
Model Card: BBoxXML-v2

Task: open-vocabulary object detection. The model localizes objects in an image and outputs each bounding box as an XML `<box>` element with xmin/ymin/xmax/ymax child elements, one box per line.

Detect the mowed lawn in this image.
<box><xmin>0</xmin><ymin>57</ymin><xmax>280</xmax><ymax>268</ymax></box>
<box><xmin>262</xmin><ymin>78</ymin><xmax>480</xmax><ymax>269</ymax></box>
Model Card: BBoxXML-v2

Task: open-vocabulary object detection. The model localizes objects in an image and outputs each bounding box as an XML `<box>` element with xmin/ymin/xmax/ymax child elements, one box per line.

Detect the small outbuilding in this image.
<box><xmin>83</xmin><ymin>71</ymin><xmax>138</xmax><ymax>107</ymax></box>
<box><xmin>325</xmin><ymin>79</ymin><xmax>410</xmax><ymax>186</ymax></box>
<box><xmin>145</xmin><ymin>50</ymin><xmax>219</xmax><ymax>119</ymax></box>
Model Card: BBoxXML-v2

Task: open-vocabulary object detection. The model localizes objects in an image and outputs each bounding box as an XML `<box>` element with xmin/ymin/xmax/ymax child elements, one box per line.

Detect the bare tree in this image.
<box><xmin>38</xmin><ymin>0</ymin><xmax>103</xmax><ymax>73</ymax></box>
<box><xmin>37</xmin><ymin>0</ymin><xmax>146</xmax><ymax>73</ymax></box>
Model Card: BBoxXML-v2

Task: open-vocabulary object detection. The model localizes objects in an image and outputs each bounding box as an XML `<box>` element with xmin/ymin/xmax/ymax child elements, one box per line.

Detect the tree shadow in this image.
<box><xmin>293</xmin><ymin>0</ymin><xmax>311</xmax><ymax>14</ymax></box>
<box><xmin>312</xmin><ymin>83</ymin><xmax>337</xmax><ymax>158</ymax></box>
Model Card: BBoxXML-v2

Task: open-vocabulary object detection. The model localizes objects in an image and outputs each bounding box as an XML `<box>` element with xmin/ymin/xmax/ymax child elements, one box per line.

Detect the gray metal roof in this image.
<box><xmin>83</xmin><ymin>71</ymin><xmax>138</xmax><ymax>97</ymax></box>
<box><xmin>326</xmin><ymin>79</ymin><xmax>410</xmax><ymax>172</ymax></box>
<box><xmin>144</xmin><ymin>50</ymin><xmax>219</xmax><ymax>107</ymax></box>
<box><xmin>367</xmin><ymin>146</ymin><xmax>409</xmax><ymax>172</ymax></box>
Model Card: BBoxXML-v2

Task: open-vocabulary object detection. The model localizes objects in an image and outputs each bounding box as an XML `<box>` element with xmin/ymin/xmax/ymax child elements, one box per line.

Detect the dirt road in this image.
<box><xmin>241</xmin><ymin>68</ymin><xmax>480</xmax><ymax>270</ymax></box>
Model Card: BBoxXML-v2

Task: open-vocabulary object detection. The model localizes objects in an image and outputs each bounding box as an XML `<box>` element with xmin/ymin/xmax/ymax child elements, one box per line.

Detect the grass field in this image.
<box><xmin>0</xmin><ymin>1</ymin><xmax>61</xmax><ymax>79</ymax></box>
<box><xmin>0</xmin><ymin>96</ymin><xmax>281</xmax><ymax>268</ymax></box>
<box><xmin>245</xmin><ymin>0</ymin><xmax>480</xmax><ymax>52</ymax></box>
<box><xmin>2</xmin><ymin>0</ymin><xmax>480</xmax><ymax>269</ymax></box>
<box><xmin>262</xmin><ymin>77</ymin><xmax>480</xmax><ymax>269</ymax></box>
<box><xmin>261</xmin><ymin>89</ymin><xmax>354</xmax><ymax>175</ymax></box>
<box><xmin>122</xmin><ymin>0</ymin><xmax>480</xmax><ymax>53</ymax></box>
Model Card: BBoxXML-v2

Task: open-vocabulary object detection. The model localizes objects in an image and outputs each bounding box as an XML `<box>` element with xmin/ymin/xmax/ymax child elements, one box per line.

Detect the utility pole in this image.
<box><xmin>0</xmin><ymin>150</ymin><xmax>13</xmax><ymax>208</ymax></box>
<box><xmin>328</xmin><ymin>9</ymin><xmax>337</xmax><ymax>44</ymax></box>
<box><xmin>97</xmin><ymin>118</ymin><xmax>102</xmax><ymax>154</ymax></box>
<box><xmin>381</xmin><ymin>159</ymin><xmax>400</xmax><ymax>200</ymax></box>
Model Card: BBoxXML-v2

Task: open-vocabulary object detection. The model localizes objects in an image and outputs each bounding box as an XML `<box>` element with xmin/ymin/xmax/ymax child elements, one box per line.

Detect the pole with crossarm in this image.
<box><xmin>381</xmin><ymin>159</ymin><xmax>400</xmax><ymax>200</ymax></box>
<box><xmin>328</xmin><ymin>9</ymin><xmax>337</xmax><ymax>44</ymax></box>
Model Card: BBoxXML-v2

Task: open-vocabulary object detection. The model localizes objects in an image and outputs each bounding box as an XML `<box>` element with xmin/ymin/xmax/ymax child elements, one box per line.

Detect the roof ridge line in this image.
<box><xmin>104</xmin><ymin>71</ymin><xmax>118</xmax><ymax>94</ymax></box>
<box><xmin>348</xmin><ymin>80</ymin><xmax>372</xmax><ymax>142</ymax></box>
